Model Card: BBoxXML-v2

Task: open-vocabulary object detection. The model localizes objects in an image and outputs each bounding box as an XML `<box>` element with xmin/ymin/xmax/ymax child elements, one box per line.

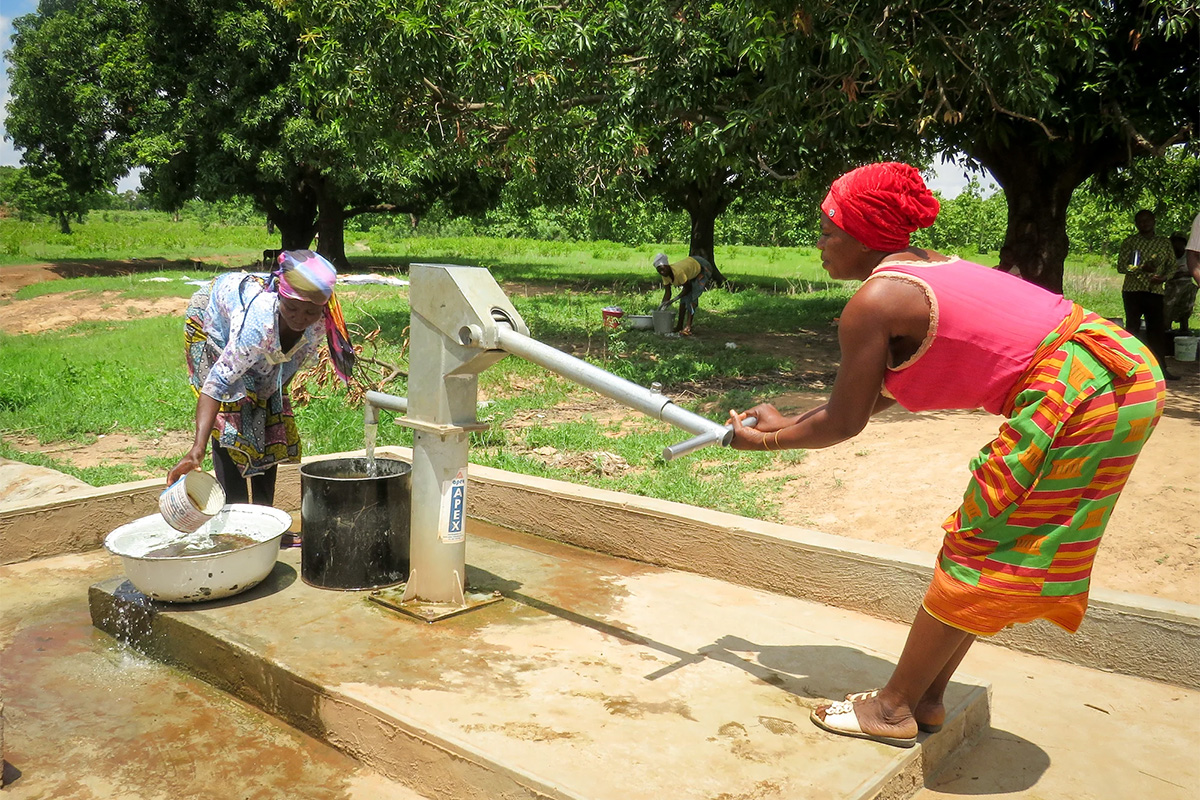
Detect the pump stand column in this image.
<box><xmin>405</xmin><ymin>430</ymin><xmax>470</xmax><ymax>605</ymax></box>
<box><xmin>392</xmin><ymin>264</ymin><xmax>527</xmax><ymax>614</ymax></box>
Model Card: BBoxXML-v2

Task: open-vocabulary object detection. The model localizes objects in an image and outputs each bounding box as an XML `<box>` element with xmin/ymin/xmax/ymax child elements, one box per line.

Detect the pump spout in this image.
<box><xmin>365</xmin><ymin>391</ymin><xmax>409</xmax><ymax>415</ymax></box>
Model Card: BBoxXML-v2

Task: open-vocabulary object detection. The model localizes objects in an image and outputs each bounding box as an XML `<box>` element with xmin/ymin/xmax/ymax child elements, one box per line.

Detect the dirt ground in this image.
<box><xmin>2</xmin><ymin>267</ymin><xmax>1197</xmax><ymax>606</ymax></box>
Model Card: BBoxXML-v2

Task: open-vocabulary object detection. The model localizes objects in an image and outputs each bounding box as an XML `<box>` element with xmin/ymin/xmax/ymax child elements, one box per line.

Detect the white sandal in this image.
<box><xmin>843</xmin><ymin>689</ymin><xmax>943</xmax><ymax>734</ymax></box>
<box><xmin>810</xmin><ymin>700</ymin><xmax>917</xmax><ymax>748</ymax></box>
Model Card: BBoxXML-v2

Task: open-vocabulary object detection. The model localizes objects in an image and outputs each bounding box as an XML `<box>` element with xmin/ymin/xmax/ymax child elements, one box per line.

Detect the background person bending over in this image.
<box><xmin>654</xmin><ymin>252</ymin><xmax>715</xmax><ymax>335</ymax></box>
<box><xmin>167</xmin><ymin>250</ymin><xmax>355</xmax><ymax>507</ymax></box>
<box><xmin>1115</xmin><ymin>210</ymin><xmax>1177</xmax><ymax>379</ymax></box>
<box><xmin>729</xmin><ymin>162</ymin><xmax>1164</xmax><ymax>749</ymax></box>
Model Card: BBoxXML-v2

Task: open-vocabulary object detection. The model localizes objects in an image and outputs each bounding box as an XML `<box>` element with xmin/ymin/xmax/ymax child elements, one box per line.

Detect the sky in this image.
<box><xmin>1</xmin><ymin>1</ymin><xmax>995</xmax><ymax>198</ymax></box>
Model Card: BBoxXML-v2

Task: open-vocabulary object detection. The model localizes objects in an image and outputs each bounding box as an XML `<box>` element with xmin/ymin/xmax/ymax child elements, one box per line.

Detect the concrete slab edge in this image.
<box><xmin>844</xmin><ymin>683</ymin><xmax>991</xmax><ymax>800</ymax></box>
<box><xmin>88</xmin><ymin>578</ymin><xmax>581</xmax><ymax>800</ymax></box>
<box><xmin>11</xmin><ymin>446</ymin><xmax>1199</xmax><ymax>688</ymax></box>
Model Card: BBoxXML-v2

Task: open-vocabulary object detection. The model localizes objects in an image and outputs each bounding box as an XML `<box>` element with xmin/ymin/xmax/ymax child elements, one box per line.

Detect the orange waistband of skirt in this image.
<box><xmin>923</xmin><ymin>564</ymin><xmax>1090</xmax><ymax>636</ymax></box>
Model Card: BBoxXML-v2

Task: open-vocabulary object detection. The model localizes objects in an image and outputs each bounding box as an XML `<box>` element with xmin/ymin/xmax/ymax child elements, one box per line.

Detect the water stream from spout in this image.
<box><xmin>364</xmin><ymin>420</ymin><xmax>379</xmax><ymax>477</ymax></box>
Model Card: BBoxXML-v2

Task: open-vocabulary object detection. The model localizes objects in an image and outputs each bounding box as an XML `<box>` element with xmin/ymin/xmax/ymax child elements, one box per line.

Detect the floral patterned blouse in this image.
<box><xmin>199</xmin><ymin>273</ymin><xmax>322</xmax><ymax>403</ymax></box>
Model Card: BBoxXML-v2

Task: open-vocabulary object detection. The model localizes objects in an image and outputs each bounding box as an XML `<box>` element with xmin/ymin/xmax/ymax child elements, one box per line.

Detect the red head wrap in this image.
<box><xmin>820</xmin><ymin>162</ymin><xmax>940</xmax><ymax>252</ymax></box>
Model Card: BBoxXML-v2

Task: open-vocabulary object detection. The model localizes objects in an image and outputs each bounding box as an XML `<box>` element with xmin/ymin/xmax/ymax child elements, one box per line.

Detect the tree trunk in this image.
<box><xmin>678</xmin><ymin>173</ymin><xmax>734</xmax><ymax>288</ymax></box>
<box><xmin>315</xmin><ymin>200</ymin><xmax>349</xmax><ymax>270</ymax></box>
<box><xmin>986</xmin><ymin>162</ymin><xmax>1074</xmax><ymax>295</ymax></box>
<box><xmin>969</xmin><ymin>129</ymin><xmax>1130</xmax><ymax>295</ymax></box>
<box><xmin>265</xmin><ymin>184</ymin><xmax>318</xmax><ymax>252</ymax></box>
<box><xmin>57</xmin><ymin>211</ymin><xmax>71</xmax><ymax>235</ymax></box>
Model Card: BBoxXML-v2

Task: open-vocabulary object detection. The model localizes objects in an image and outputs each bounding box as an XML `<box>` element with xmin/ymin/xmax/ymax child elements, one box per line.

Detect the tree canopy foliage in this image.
<box><xmin>5</xmin><ymin>0</ymin><xmax>144</xmax><ymax>232</ymax></box>
<box><xmin>6</xmin><ymin>0</ymin><xmax>1196</xmax><ymax>286</ymax></box>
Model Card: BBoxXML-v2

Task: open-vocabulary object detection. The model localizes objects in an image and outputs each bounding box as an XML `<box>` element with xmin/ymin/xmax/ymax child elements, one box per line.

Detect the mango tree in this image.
<box><xmin>5</xmin><ymin>1</ymin><xmax>142</xmax><ymax>232</ymax></box>
<box><xmin>813</xmin><ymin>0</ymin><xmax>1196</xmax><ymax>291</ymax></box>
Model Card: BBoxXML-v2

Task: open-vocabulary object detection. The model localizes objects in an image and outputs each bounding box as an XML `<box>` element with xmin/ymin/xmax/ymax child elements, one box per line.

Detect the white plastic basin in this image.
<box><xmin>104</xmin><ymin>504</ymin><xmax>291</xmax><ymax>603</ymax></box>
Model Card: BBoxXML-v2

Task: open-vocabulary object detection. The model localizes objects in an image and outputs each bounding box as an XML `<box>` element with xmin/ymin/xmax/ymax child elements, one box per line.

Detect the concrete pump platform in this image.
<box><xmin>2</xmin><ymin>449</ymin><xmax>1198</xmax><ymax>798</ymax></box>
<box><xmin>89</xmin><ymin>522</ymin><xmax>989</xmax><ymax>800</ymax></box>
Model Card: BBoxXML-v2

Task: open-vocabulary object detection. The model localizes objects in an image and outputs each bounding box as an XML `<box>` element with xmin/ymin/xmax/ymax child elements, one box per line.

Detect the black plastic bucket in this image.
<box><xmin>299</xmin><ymin>457</ymin><xmax>411</xmax><ymax>590</ymax></box>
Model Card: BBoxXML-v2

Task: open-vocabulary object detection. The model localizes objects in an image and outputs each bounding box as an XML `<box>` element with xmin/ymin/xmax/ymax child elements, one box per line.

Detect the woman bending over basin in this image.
<box><xmin>167</xmin><ymin>250</ymin><xmax>354</xmax><ymax>506</ymax></box>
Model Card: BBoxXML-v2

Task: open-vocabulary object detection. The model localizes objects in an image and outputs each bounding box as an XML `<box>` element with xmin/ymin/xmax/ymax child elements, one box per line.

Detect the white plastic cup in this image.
<box><xmin>159</xmin><ymin>471</ymin><xmax>226</xmax><ymax>533</ymax></box>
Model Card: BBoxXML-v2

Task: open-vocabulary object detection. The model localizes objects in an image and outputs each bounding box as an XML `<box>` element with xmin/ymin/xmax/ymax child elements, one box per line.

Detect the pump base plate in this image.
<box><xmin>368</xmin><ymin>584</ymin><xmax>504</xmax><ymax>622</ymax></box>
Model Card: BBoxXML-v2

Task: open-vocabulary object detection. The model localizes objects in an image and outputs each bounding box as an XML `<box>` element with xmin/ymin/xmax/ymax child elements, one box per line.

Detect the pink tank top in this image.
<box><xmin>869</xmin><ymin>258</ymin><xmax>1073</xmax><ymax>414</ymax></box>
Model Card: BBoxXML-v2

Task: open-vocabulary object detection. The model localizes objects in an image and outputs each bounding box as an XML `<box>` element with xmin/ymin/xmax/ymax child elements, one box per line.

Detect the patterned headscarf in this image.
<box><xmin>820</xmin><ymin>162</ymin><xmax>940</xmax><ymax>252</ymax></box>
<box><xmin>271</xmin><ymin>250</ymin><xmax>356</xmax><ymax>384</ymax></box>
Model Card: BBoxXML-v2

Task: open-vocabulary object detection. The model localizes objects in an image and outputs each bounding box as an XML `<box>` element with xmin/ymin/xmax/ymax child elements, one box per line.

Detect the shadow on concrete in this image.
<box><xmin>2</xmin><ymin>761</ymin><xmax>22</xmax><ymax>787</ymax></box>
<box><xmin>469</xmin><ymin>566</ymin><xmax>954</xmax><ymax>705</ymax></box>
<box><xmin>106</xmin><ymin>561</ymin><xmax>299</xmax><ymax>615</ymax></box>
<box><xmin>926</xmin><ymin>727</ymin><xmax>1051</xmax><ymax>794</ymax></box>
<box><xmin>180</xmin><ymin>561</ymin><xmax>299</xmax><ymax>610</ymax></box>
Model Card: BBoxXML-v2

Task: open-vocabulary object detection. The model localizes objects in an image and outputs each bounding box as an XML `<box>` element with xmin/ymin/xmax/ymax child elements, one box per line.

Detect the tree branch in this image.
<box><xmin>1108</xmin><ymin>103</ymin><xmax>1192</xmax><ymax>156</ymax></box>
<box><xmin>756</xmin><ymin>153</ymin><xmax>801</xmax><ymax>181</ymax></box>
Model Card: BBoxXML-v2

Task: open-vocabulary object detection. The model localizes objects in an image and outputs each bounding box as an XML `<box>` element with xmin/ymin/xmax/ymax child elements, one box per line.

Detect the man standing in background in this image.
<box><xmin>1116</xmin><ymin>210</ymin><xmax>1177</xmax><ymax>380</ymax></box>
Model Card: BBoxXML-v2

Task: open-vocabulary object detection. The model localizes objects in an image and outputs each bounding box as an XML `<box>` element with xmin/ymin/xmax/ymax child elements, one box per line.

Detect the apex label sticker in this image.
<box><xmin>439</xmin><ymin>467</ymin><xmax>467</xmax><ymax>544</ymax></box>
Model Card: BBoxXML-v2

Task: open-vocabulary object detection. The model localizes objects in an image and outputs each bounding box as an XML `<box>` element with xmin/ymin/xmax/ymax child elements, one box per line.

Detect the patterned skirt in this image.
<box><xmin>924</xmin><ymin>312</ymin><xmax>1165</xmax><ymax>636</ymax></box>
<box><xmin>184</xmin><ymin>284</ymin><xmax>301</xmax><ymax>478</ymax></box>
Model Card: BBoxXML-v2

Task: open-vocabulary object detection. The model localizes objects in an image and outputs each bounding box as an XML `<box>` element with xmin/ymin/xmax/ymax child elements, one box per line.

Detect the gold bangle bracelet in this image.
<box><xmin>763</xmin><ymin>433</ymin><xmax>774</xmax><ymax>452</ymax></box>
<box><xmin>772</xmin><ymin>431</ymin><xmax>782</xmax><ymax>450</ymax></box>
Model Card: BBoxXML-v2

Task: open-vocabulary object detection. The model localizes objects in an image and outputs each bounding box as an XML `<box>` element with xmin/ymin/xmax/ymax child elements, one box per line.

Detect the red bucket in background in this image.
<box><xmin>602</xmin><ymin>307</ymin><xmax>624</xmax><ymax>328</ymax></box>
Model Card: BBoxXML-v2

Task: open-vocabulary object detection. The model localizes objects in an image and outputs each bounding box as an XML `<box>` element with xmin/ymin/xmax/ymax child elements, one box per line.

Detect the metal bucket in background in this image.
<box><xmin>1174</xmin><ymin>336</ymin><xmax>1198</xmax><ymax>362</ymax></box>
<box><xmin>652</xmin><ymin>308</ymin><xmax>675</xmax><ymax>334</ymax></box>
<box><xmin>299</xmin><ymin>457</ymin><xmax>412</xmax><ymax>590</ymax></box>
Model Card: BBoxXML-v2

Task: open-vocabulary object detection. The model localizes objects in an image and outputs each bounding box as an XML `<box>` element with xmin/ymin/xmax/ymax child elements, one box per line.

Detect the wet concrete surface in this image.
<box><xmin>89</xmin><ymin>523</ymin><xmax>991</xmax><ymax>800</ymax></box>
<box><xmin>4</xmin><ymin>520</ymin><xmax>1198</xmax><ymax>799</ymax></box>
<box><xmin>0</xmin><ymin>551</ymin><xmax>427</xmax><ymax>800</ymax></box>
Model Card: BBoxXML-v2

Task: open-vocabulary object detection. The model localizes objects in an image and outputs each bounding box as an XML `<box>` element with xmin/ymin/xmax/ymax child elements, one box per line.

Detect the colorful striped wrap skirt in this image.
<box><xmin>924</xmin><ymin>309</ymin><xmax>1165</xmax><ymax>636</ymax></box>
<box><xmin>184</xmin><ymin>283</ymin><xmax>301</xmax><ymax>478</ymax></box>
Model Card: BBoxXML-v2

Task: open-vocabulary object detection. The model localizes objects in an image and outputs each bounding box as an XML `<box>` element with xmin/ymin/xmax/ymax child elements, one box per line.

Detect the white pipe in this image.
<box><xmin>492</xmin><ymin>326</ymin><xmax>726</xmax><ymax>440</ymax></box>
<box><xmin>365</xmin><ymin>391</ymin><xmax>408</xmax><ymax>414</ymax></box>
<box><xmin>662</xmin><ymin>416</ymin><xmax>756</xmax><ymax>462</ymax></box>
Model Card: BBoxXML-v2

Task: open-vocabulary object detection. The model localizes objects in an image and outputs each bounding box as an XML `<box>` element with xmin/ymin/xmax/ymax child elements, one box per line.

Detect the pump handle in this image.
<box><xmin>662</xmin><ymin>416</ymin><xmax>757</xmax><ymax>462</ymax></box>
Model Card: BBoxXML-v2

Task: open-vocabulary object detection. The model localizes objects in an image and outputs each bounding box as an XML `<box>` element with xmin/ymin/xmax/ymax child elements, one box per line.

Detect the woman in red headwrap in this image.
<box><xmin>729</xmin><ymin>162</ymin><xmax>1165</xmax><ymax>748</ymax></box>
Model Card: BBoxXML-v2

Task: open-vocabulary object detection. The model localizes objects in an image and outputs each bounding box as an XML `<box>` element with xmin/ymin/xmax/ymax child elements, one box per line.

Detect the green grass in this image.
<box><xmin>0</xmin><ymin>439</ymin><xmax>151</xmax><ymax>485</ymax></box>
<box><xmin>0</xmin><ymin>316</ymin><xmax>194</xmax><ymax>441</ymax></box>
<box><xmin>0</xmin><ymin>213</ymin><xmax>276</xmax><ymax>265</ymax></box>
<box><xmin>0</xmin><ymin>230</ymin><xmax>1127</xmax><ymax>523</ymax></box>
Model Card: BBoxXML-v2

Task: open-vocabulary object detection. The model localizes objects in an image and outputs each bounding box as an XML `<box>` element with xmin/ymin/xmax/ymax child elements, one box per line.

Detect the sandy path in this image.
<box><xmin>754</xmin><ymin>392</ymin><xmax>1199</xmax><ymax>605</ymax></box>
